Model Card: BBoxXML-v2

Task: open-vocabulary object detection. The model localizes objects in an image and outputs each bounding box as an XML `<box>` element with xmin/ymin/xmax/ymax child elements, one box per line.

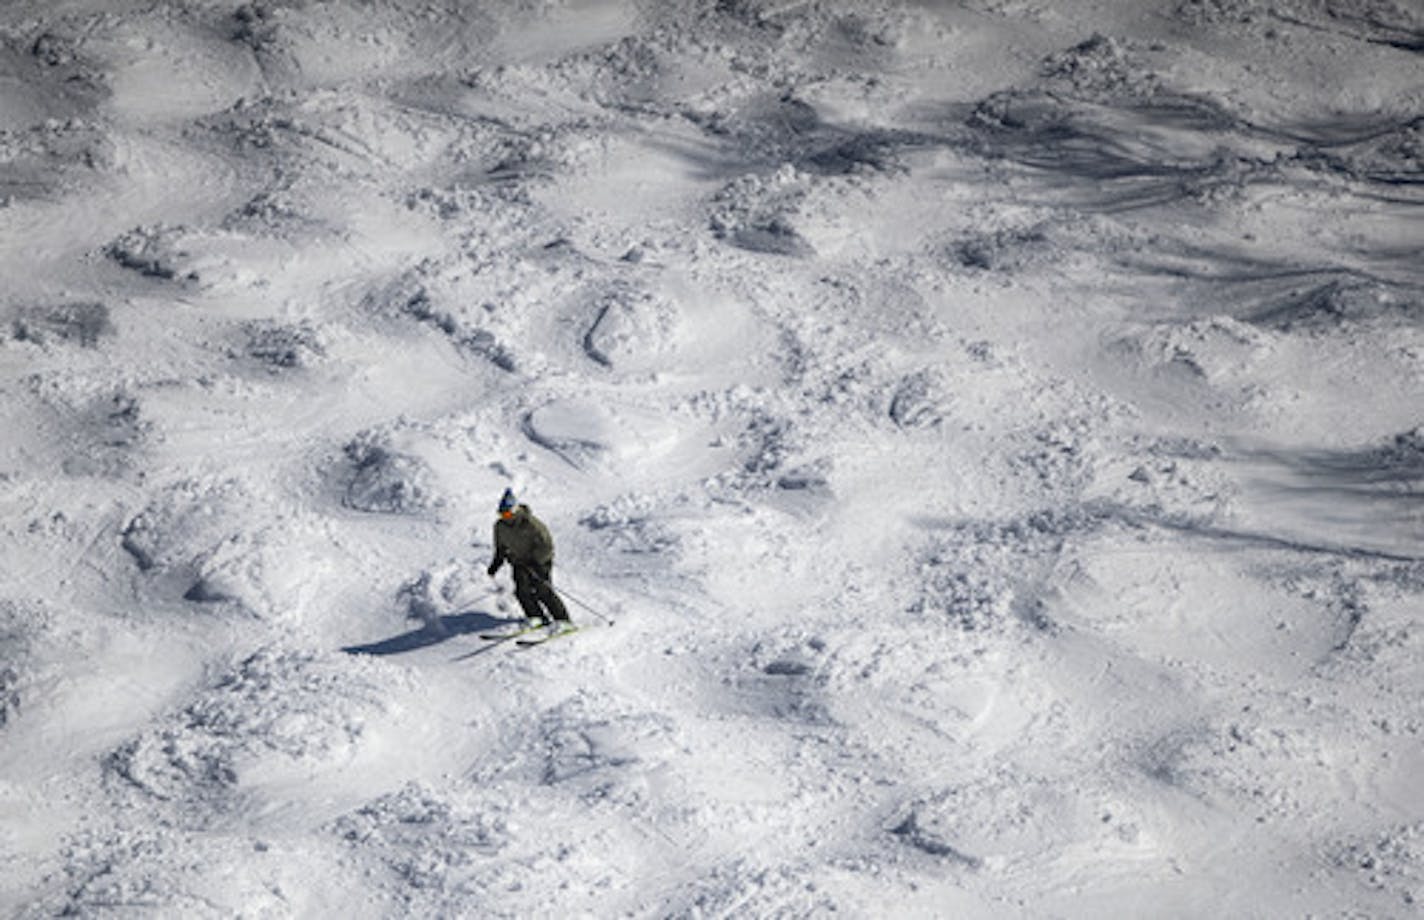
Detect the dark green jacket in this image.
<box><xmin>491</xmin><ymin>504</ymin><xmax>555</xmax><ymax>568</ymax></box>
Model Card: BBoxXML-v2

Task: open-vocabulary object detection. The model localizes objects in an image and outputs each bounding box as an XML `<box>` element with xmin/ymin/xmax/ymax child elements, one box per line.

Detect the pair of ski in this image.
<box><xmin>478</xmin><ymin>619</ymin><xmax>579</xmax><ymax>648</ymax></box>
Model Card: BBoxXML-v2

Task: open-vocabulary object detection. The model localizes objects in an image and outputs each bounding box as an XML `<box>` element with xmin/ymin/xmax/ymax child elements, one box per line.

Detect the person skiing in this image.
<box><xmin>486</xmin><ymin>488</ymin><xmax>573</xmax><ymax>633</ymax></box>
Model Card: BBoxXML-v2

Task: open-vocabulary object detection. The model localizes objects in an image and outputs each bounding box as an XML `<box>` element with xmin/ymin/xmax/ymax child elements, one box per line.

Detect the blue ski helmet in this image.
<box><xmin>498</xmin><ymin>488</ymin><xmax>517</xmax><ymax>513</ymax></box>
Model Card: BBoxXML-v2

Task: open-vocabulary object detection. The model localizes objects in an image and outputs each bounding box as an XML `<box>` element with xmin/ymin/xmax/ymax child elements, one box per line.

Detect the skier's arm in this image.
<box><xmin>487</xmin><ymin>524</ymin><xmax>505</xmax><ymax>576</ymax></box>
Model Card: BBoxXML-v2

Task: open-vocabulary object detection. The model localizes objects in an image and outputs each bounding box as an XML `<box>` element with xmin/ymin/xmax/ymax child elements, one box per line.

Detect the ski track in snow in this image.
<box><xmin>1</xmin><ymin>0</ymin><xmax>1422</xmax><ymax>916</ymax></box>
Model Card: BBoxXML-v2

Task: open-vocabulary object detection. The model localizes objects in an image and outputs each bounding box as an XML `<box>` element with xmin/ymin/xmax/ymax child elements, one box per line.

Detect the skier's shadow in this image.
<box><xmin>341</xmin><ymin>611</ymin><xmax>510</xmax><ymax>657</ymax></box>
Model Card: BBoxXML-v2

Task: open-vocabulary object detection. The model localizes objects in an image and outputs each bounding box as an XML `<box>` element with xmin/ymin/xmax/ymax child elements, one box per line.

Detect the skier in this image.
<box><xmin>486</xmin><ymin>488</ymin><xmax>573</xmax><ymax>633</ymax></box>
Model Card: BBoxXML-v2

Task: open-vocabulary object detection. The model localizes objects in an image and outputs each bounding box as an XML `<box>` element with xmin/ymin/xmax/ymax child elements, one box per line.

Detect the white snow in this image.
<box><xmin>2</xmin><ymin>0</ymin><xmax>1422</xmax><ymax>916</ymax></box>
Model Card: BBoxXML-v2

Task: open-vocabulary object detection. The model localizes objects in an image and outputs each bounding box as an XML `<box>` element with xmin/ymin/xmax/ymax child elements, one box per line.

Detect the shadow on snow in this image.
<box><xmin>342</xmin><ymin>611</ymin><xmax>511</xmax><ymax>656</ymax></box>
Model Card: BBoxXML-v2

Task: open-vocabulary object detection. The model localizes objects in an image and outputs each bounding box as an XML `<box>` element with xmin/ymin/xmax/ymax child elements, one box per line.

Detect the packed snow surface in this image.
<box><xmin>2</xmin><ymin>0</ymin><xmax>1422</xmax><ymax>916</ymax></box>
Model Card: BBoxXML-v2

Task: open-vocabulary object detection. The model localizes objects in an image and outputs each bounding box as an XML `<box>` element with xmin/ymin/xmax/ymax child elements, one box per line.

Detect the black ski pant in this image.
<box><xmin>513</xmin><ymin>562</ymin><xmax>571</xmax><ymax>623</ymax></box>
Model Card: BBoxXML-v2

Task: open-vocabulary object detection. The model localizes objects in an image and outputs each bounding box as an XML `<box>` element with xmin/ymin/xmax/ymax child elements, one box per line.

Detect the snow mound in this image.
<box><xmin>1249</xmin><ymin>278</ymin><xmax>1420</xmax><ymax>333</ymax></box>
<box><xmin>331</xmin><ymin>782</ymin><xmax>507</xmax><ymax>896</ymax></box>
<box><xmin>49</xmin><ymin>827</ymin><xmax>266</xmax><ymax>917</ymax></box>
<box><xmin>26</xmin><ymin>381</ymin><xmax>152</xmax><ymax>479</ymax></box>
<box><xmin>0</xmin><ymin>118</ymin><xmax>112</xmax><ymax>192</ymax></box>
<box><xmin>712</xmin><ymin>167</ymin><xmax>816</xmax><ymax>258</ymax></box>
<box><xmin>581</xmin><ymin>283</ymin><xmax>680</xmax><ymax>370</ymax></box>
<box><xmin>670</xmin><ymin>861</ymin><xmax>841</xmax><ymax>916</ymax></box>
<box><xmin>1136</xmin><ymin>705</ymin><xmax>1380</xmax><ymax>828</ymax></box>
<box><xmin>915</xmin><ymin>509</ymin><xmax>1106</xmax><ymax>634</ymax></box>
<box><xmin>1329</xmin><ymin>822</ymin><xmax>1424</xmax><ymax>910</ymax></box>
<box><xmin>1041</xmin><ymin>33</ymin><xmax>1157</xmax><ymax>98</ymax></box>
<box><xmin>105</xmin><ymin>224</ymin><xmax>199</xmax><ymax>282</ymax></box>
<box><xmin>0</xmin><ymin>601</ymin><xmax>50</xmax><ymax>728</ymax></box>
<box><xmin>104</xmin><ymin>646</ymin><xmax>397</xmax><ymax>816</ymax></box>
<box><xmin>952</xmin><ymin>224</ymin><xmax>1057</xmax><ymax>273</ymax></box>
<box><xmin>342</xmin><ymin>432</ymin><xmax>438</xmax><ymax>516</ymax></box>
<box><xmin>1123</xmin><ymin>315</ymin><xmax>1271</xmax><ymax>382</ymax></box>
<box><xmin>579</xmin><ymin>493</ymin><xmax>683</xmax><ymax>562</ymax></box>
<box><xmin>532</xmin><ymin>702</ymin><xmax>677</xmax><ymax>796</ymax></box>
<box><xmin>887</xmin><ymin>368</ymin><xmax>950</xmax><ymax>429</ymax></box>
<box><xmin>8</xmin><ymin>301</ymin><xmax>113</xmax><ymax>349</ymax></box>
<box><xmin>235</xmin><ymin>319</ymin><xmax>326</xmax><ymax>372</ymax></box>
<box><xmin>522</xmin><ymin>397</ymin><xmax>679</xmax><ymax>469</ymax></box>
<box><xmin>120</xmin><ymin>477</ymin><xmax>297</xmax><ymax>614</ymax></box>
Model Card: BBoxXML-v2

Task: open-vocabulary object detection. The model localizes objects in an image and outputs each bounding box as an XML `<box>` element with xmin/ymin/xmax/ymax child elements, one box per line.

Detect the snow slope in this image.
<box><xmin>2</xmin><ymin>0</ymin><xmax>1421</xmax><ymax>916</ymax></box>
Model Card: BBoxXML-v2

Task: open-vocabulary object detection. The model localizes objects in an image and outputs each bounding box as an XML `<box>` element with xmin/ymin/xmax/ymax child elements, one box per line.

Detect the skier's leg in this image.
<box><xmin>511</xmin><ymin>566</ymin><xmax>547</xmax><ymax>623</ymax></box>
<box><xmin>533</xmin><ymin>563</ymin><xmax>571</xmax><ymax>622</ymax></box>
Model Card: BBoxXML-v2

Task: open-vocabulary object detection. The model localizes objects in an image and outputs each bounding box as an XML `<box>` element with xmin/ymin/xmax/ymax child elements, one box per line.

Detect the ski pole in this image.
<box><xmin>534</xmin><ymin>570</ymin><xmax>615</xmax><ymax>626</ymax></box>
